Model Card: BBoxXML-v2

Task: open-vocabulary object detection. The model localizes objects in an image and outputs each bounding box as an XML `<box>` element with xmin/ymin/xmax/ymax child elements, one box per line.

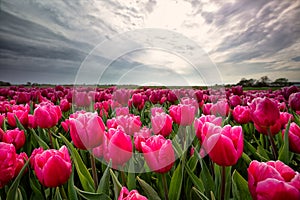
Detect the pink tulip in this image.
<box><xmin>202</xmin><ymin>103</ymin><xmax>213</xmax><ymax>115</ymax></box>
<box><xmin>30</xmin><ymin>146</ymin><xmax>72</xmax><ymax>188</ymax></box>
<box><xmin>116</xmin><ymin>107</ymin><xmax>130</xmax><ymax>116</ymax></box>
<box><xmin>14</xmin><ymin>152</ymin><xmax>28</xmax><ymax>178</ymax></box>
<box><xmin>69</xmin><ymin>111</ymin><xmax>105</xmax><ymax>150</ymax></box>
<box><xmin>0</xmin><ymin>142</ymin><xmax>17</xmax><ymax>188</ymax></box>
<box><xmin>249</xmin><ymin>97</ymin><xmax>280</xmax><ymax>128</ymax></box>
<box><xmin>34</xmin><ymin>102</ymin><xmax>62</xmax><ymax>129</ymax></box>
<box><xmin>289</xmin><ymin>92</ymin><xmax>300</xmax><ymax>112</ymax></box>
<box><xmin>134</xmin><ymin>127</ymin><xmax>151</xmax><ymax>153</ymax></box>
<box><xmin>131</xmin><ymin>93</ymin><xmax>145</xmax><ymax>110</ymax></box>
<box><xmin>7</xmin><ymin>109</ymin><xmax>29</xmax><ymax>128</ymax></box>
<box><xmin>283</xmin><ymin>122</ymin><xmax>300</xmax><ymax>154</ymax></box>
<box><xmin>169</xmin><ymin>104</ymin><xmax>196</xmax><ymax>126</ymax></box>
<box><xmin>0</xmin><ymin>114</ymin><xmax>5</xmax><ymax>128</ymax></box>
<box><xmin>232</xmin><ymin>105</ymin><xmax>251</xmax><ymax>124</ymax></box>
<box><xmin>229</xmin><ymin>95</ymin><xmax>242</xmax><ymax>107</ymax></box>
<box><xmin>151</xmin><ymin>111</ymin><xmax>173</xmax><ymax>137</ymax></box>
<box><xmin>3</xmin><ymin>128</ymin><xmax>26</xmax><ymax>150</ymax></box>
<box><xmin>116</xmin><ymin>114</ymin><xmax>142</xmax><ymax>136</ymax></box>
<box><xmin>279</xmin><ymin>112</ymin><xmax>293</xmax><ymax>128</ymax></box>
<box><xmin>107</xmin><ymin>118</ymin><xmax>118</xmax><ymax>129</ymax></box>
<box><xmin>254</xmin><ymin>119</ymin><xmax>281</xmax><ymax>136</ymax></box>
<box><xmin>201</xmin><ymin>123</ymin><xmax>243</xmax><ymax>166</ymax></box>
<box><xmin>103</xmin><ymin>127</ymin><xmax>133</xmax><ymax>168</ymax></box>
<box><xmin>248</xmin><ymin>160</ymin><xmax>300</xmax><ymax>200</ymax></box>
<box><xmin>74</xmin><ymin>91</ymin><xmax>91</xmax><ymax>107</ymax></box>
<box><xmin>210</xmin><ymin>99</ymin><xmax>230</xmax><ymax>117</ymax></box>
<box><xmin>28</xmin><ymin>114</ymin><xmax>37</xmax><ymax>129</ymax></box>
<box><xmin>59</xmin><ymin>99</ymin><xmax>71</xmax><ymax>112</ymax></box>
<box><xmin>118</xmin><ymin>186</ymin><xmax>148</xmax><ymax>200</ymax></box>
<box><xmin>194</xmin><ymin>115</ymin><xmax>222</xmax><ymax>141</ymax></box>
<box><xmin>141</xmin><ymin>135</ymin><xmax>175</xmax><ymax>173</ymax></box>
<box><xmin>113</xmin><ymin>89</ymin><xmax>131</xmax><ymax>106</ymax></box>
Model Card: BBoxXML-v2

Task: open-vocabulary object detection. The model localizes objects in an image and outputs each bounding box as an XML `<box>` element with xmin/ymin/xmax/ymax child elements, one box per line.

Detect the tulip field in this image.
<box><xmin>0</xmin><ymin>85</ymin><xmax>300</xmax><ymax>200</ymax></box>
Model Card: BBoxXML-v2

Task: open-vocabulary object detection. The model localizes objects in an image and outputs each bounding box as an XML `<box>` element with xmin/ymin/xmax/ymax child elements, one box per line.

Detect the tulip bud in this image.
<box><xmin>118</xmin><ymin>186</ymin><xmax>148</xmax><ymax>200</ymax></box>
<box><xmin>0</xmin><ymin>142</ymin><xmax>17</xmax><ymax>188</ymax></box>
<box><xmin>141</xmin><ymin>135</ymin><xmax>175</xmax><ymax>173</ymax></box>
<box><xmin>3</xmin><ymin>128</ymin><xmax>26</xmax><ymax>150</ymax></box>
<box><xmin>69</xmin><ymin>111</ymin><xmax>105</xmax><ymax>150</ymax></box>
<box><xmin>30</xmin><ymin>146</ymin><xmax>72</xmax><ymax>188</ymax></box>
<box><xmin>248</xmin><ymin>160</ymin><xmax>300</xmax><ymax>200</ymax></box>
<box><xmin>34</xmin><ymin>102</ymin><xmax>62</xmax><ymax>129</ymax></box>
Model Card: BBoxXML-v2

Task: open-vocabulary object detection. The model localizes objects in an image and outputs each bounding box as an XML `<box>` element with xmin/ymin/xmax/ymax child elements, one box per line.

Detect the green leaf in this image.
<box><xmin>110</xmin><ymin>169</ymin><xmax>122</xmax><ymax>200</ymax></box>
<box><xmin>59</xmin><ymin>133</ymin><xmax>94</xmax><ymax>192</ymax></box>
<box><xmin>279</xmin><ymin>120</ymin><xmax>291</xmax><ymax>164</ymax></box>
<box><xmin>14</xmin><ymin>115</ymin><xmax>26</xmax><ymax>132</ymax></box>
<box><xmin>31</xmin><ymin>128</ymin><xmax>49</xmax><ymax>149</ymax></box>
<box><xmin>194</xmin><ymin>150</ymin><xmax>214</xmax><ymax>196</ymax></box>
<box><xmin>7</xmin><ymin>160</ymin><xmax>29</xmax><ymax>200</ymax></box>
<box><xmin>54</xmin><ymin>187</ymin><xmax>63</xmax><ymax>200</ymax></box>
<box><xmin>97</xmin><ymin>162</ymin><xmax>111</xmax><ymax>195</ymax></box>
<box><xmin>232</xmin><ymin>170</ymin><xmax>251</xmax><ymax>200</ymax></box>
<box><xmin>68</xmin><ymin>166</ymin><xmax>78</xmax><ymax>200</ymax></box>
<box><xmin>168</xmin><ymin>162</ymin><xmax>183</xmax><ymax>200</ymax></box>
<box><xmin>137</xmin><ymin>176</ymin><xmax>161</xmax><ymax>200</ymax></box>
<box><xmin>29</xmin><ymin>172</ymin><xmax>44</xmax><ymax>199</ymax></box>
<box><xmin>75</xmin><ymin>186</ymin><xmax>111</xmax><ymax>200</ymax></box>
<box><xmin>185</xmin><ymin>164</ymin><xmax>205</xmax><ymax>193</ymax></box>
<box><xmin>191</xmin><ymin>187</ymin><xmax>210</xmax><ymax>200</ymax></box>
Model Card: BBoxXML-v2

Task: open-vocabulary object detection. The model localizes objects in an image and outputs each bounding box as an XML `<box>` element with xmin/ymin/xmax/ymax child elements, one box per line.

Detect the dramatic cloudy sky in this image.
<box><xmin>0</xmin><ymin>0</ymin><xmax>299</xmax><ymax>86</ymax></box>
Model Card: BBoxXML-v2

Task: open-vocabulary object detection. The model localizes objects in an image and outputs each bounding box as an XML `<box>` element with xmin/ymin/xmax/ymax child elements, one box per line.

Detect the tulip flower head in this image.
<box><xmin>201</xmin><ymin>123</ymin><xmax>244</xmax><ymax>166</ymax></box>
<box><xmin>118</xmin><ymin>186</ymin><xmax>148</xmax><ymax>200</ymax></box>
<box><xmin>69</xmin><ymin>111</ymin><xmax>105</xmax><ymax>150</ymax></box>
<box><xmin>248</xmin><ymin>160</ymin><xmax>300</xmax><ymax>200</ymax></box>
<box><xmin>141</xmin><ymin>135</ymin><xmax>175</xmax><ymax>173</ymax></box>
<box><xmin>30</xmin><ymin>146</ymin><xmax>72</xmax><ymax>188</ymax></box>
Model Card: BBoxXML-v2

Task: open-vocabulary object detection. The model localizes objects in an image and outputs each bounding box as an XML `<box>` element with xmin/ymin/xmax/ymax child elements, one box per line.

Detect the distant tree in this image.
<box><xmin>272</xmin><ymin>78</ymin><xmax>289</xmax><ymax>86</ymax></box>
<box><xmin>237</xmin><ymin>78</ymin><xmax>256</xmax><ymax>87</ymax></box>
<box><xmin>255</xmin><ymin>76</ymin><xmax>271</xmax><ymax>86</ymax></box>
<box><xmin>0</xmin><ymin>81</ymin><xmax>11</xmax><ymax>86</ymax></box>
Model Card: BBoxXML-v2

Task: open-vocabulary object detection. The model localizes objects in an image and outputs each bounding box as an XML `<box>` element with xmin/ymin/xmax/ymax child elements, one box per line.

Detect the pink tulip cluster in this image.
<box><xmin>248</xmin><ymin>160</ymin><xmax>300</xmax><ymax>200</ymax></box>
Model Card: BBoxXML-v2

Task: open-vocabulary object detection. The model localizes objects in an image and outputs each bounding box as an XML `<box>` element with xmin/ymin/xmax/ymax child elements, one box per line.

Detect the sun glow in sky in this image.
<box><xmin>0</xmin><ymin>0</ymin><xmax>299</xmax><ymax>85</ymax></box>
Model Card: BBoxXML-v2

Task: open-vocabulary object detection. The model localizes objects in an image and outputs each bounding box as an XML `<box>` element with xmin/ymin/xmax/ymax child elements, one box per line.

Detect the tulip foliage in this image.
<box><xmin>0</xmin><ymin>85</ymin><xmax>300</xmax><ymax>200</ymax></box>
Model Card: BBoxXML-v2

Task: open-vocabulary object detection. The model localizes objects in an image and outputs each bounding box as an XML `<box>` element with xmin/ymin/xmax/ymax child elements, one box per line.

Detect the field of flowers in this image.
<box><xmin>0</xmin><ymin>85</ymin><xmax>300</xmax><ymax>200</ymax></box>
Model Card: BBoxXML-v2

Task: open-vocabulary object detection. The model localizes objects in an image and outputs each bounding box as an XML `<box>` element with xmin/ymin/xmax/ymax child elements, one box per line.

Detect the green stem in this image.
<box><xmin>161</xmin><ymin>173</ymin><xmax>169</xmax><ymax>200</ymax></box>
<box><xmin>59</xmin><ymin>186</ymin><xmax>68</xmax><ymax>200</ymax></box>
<box><xmin>90</xmin><ymin>154</ymin><xmax>98</xmax><ymax>191</ymax></box>
<box><xmin>121</xmin><ymin>171</ymin><xmax>126</xmax><ymax>186</ymax></box>
<box><xmin>267</xmin><ymin>128</ymin><xmax>278</xmax><ymax>160</ymax></box>
<box><xmin>48</xmin><ymin>129</ymin><xmax>54</xmax><ymax>149</ymax></box>
<box><xmin>220</xmin><ymin>166</ymin><xmax>226</xmax><ymax>200</ymax></box>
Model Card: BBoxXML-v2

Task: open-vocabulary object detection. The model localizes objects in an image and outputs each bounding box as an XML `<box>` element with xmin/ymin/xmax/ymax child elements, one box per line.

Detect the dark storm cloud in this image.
<box><xmin>292</xmin><ymin>56</ymin><xmax>300</xmax><ymax>62</ymax></box>
<box><xmin>210</xmin><ymin>0</ymin><xmax>300</xmax><ymax>63</ymax></box>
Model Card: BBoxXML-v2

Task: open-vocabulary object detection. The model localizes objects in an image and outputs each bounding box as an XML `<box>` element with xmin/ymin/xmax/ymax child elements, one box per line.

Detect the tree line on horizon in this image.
<box><xmin>0</xmin><ymin>76</ymin><xmax>295</xmax><ymax>87</ymax></box>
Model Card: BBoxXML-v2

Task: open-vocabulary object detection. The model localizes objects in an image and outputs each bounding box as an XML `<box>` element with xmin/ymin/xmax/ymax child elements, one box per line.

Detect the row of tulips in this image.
<box><xmin>0</xmin><ymin>85</ymin><xmax>300</xmax><ymax>200</ymax></box>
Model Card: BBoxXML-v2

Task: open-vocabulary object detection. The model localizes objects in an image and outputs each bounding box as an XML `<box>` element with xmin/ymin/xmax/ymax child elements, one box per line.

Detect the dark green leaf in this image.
<box><xmin>279</xmin><ymin>120</ymin><xmax>291</xmax><ymax>164</ymax></box>
<box><xmin>59</xmin><ymin>133</ymin><xmax>94</xmax><ymax>192</ymax></box>
<box><xmin>191</xmin><ymin>187</ymin><xmax>210</xmax><ymax>200</ymax></box>
<box><xmin>68</xmin><ymin>166</ymin><xmax>78</xmax><ymax>200</ymax></box>
<box><xmin>97</xmin><ymin>162</ymin><xmax>111</xmax><ymax>194</ymax></box>
<box><xmin>110</xmin><ymin>169</ymin><xmax>122</xmax><ymax>200</ymax></box>
<box><xmin>7</xmin><ymin>160</ymin><xmax>30</xmax><ymax>200</ymax></box>
<box><xmin>232</xmin><ymin>170</ymin><xmax>251</xmax><ymax>200</ymax></box>
<box><xmin>185</xmin><ymin>164</ymin><xmax>204</xmax><ymax>193</ymax></box>
<box><xmin>31</xmin><ymin>128</ymin><xmax>49</xmax><ymax>149</ymax></box>
<box><xmin>168</xmin><ymin>162</ymin><xmax>183</xmax><ymax>200</ymax></box>
<box><xmin>75</xmin><ymin>186</ymin><xmax>111</xmax><ymax>200</ymax></box>
<box><xmin>137</xmin><ymin>176</ymin><xmax>161</xmax><ymax>200</ymax></box>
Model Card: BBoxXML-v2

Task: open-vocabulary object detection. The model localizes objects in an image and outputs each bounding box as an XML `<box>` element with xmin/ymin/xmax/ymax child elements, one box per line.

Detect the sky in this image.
<box><xmin>0</xmin><ymin>0</ymin><xmax>299</xmax><ymax>86</ymax></box>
